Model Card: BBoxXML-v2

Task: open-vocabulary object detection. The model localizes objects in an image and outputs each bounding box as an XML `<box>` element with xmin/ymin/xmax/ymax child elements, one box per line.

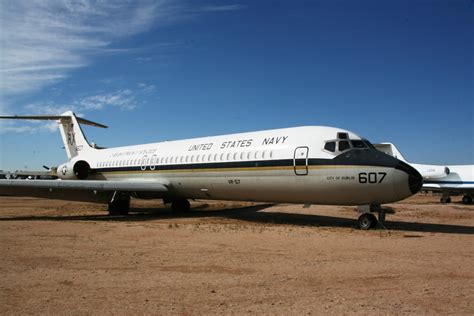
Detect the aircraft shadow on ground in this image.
<box><xmin>1</xmin><ymin>203</ymin><xmax>473</xmax><ymax>235</ymax></box>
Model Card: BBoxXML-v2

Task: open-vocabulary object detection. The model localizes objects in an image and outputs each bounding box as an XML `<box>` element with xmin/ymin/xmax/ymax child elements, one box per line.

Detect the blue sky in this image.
<box><xmin>0</xmin><ymin>0</ymin><xmax>472</xmax><ymax>171</ymax></box>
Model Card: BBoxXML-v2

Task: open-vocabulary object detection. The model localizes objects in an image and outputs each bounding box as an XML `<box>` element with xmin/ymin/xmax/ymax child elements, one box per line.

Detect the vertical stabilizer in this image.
<box><xmin>57</xmin><ymin>111</ymin><xmax>92</xmax><ymax>159</ymax></box>
<box><xmin>0</xmin><ymin>112</ymin><xmax>108</xmax><ymax>160</ymax></box>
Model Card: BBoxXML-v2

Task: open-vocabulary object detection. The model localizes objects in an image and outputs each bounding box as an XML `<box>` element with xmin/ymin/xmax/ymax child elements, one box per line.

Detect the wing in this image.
<box><xmin>0</xmin><ymin>179</ymin><xmax>169</xmax><ymax>203</ymax></box>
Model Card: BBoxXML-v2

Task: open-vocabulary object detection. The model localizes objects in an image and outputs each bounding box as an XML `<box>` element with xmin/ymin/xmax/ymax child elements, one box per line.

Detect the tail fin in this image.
<box><xmin>0</xmin><ymin>111</ymin><xmax>107</xmax><ymax>159</ymax></box>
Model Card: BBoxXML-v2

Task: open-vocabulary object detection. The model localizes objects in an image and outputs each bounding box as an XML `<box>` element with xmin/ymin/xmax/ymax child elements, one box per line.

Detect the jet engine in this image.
<box><xmin>414</xmin><ymin>164</ymin><xmax>450</xmax><ymax>179</ymax></box>
<box><xmin>57</xmin><ymin>160</ymin><xmax>91</xmax><ymax>180</ymax></box>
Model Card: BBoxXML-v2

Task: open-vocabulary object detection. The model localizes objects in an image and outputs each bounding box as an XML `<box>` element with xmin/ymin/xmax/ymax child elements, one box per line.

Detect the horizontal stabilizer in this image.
<box><xmin>0</xmin><ymin>115</ymin><xmax>108</xmax><ymax>128</ymax></box>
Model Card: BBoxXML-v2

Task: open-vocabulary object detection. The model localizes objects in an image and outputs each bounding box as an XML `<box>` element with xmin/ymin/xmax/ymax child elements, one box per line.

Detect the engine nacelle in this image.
<box><xmin>413</xmin><ymin>164</ymin><xmax>450</xmax><ymax>179</ymax></box>
<box><xmin>58</xmin><ymin>160</ymin><xmax>91</xmax><ymax>180</ymax></box>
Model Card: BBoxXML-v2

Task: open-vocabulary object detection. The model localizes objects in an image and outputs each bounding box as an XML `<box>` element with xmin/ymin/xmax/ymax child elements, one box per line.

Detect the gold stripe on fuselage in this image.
<box><xmin>97</xmin><ymin>164</ymin><xmax>380</xmax><ymax>175</ymax></box>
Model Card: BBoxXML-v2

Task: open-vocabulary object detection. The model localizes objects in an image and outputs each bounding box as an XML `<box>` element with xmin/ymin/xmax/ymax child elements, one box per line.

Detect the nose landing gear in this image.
<box><xmin>357</xmin><ymin>204</ymin><xmax>386</xmax><ymax>230</ymax></box>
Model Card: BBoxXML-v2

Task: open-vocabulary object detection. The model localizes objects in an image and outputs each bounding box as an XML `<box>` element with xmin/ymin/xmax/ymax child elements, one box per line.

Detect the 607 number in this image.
<box><xmin>359</xmin><ymin>172</ymin><xmax>387</xmax><ymax>184</ymax></box>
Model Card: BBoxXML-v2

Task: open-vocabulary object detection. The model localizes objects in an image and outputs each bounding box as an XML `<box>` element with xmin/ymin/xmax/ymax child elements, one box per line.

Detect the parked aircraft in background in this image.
<box><xmin>375</xmin><ymin>143</ymin><xmax>473</xmax><ymax>204</ymax></box>
<box><xmin>0</xmin><ymin>112</ymin><xmax>422</xmax><ymax>229</ymax></box>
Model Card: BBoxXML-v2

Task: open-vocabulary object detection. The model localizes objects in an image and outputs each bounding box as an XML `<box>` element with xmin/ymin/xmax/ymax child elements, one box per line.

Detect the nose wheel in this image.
<box><xmin>357</xmin><ymin>204</ymin><xmax>386</xmax><ymax>230</ymax></box>
<box><xmin>357</xmin><ymin>213</ymin><xmax>377</xmax><ymax>230</ymax></box>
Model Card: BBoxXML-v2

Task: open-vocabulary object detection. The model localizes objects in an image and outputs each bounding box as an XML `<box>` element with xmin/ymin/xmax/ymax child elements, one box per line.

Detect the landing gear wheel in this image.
<box><xmin>462</xmin><ymin>195</ymin><xmax>472</xmax><ymax>204</ymax></box>
<box><xmin>440</xmin><ymin>197</ymin><xmax>451</xmax><ymax>204</ymax></box>
<box><xmin>171</xmin><ymin>199</ymin><xmax>191</xmax><ymax>212</ymax></box>
<box><xmin>108</xmin><ymin>198</ymin><xmax>130</xmax><ymax>215</ymax></box>
<box><xmin>357</xmin><ymin>213</ymin><xmax>377</xmax><ymax>230</ymax></box>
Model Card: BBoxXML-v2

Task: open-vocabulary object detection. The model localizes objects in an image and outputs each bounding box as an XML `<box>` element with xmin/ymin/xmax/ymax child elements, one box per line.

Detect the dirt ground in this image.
<box><xmin>0</xmin><ymin>194</ymin><xmax>473</xmax><ymax>315</ymax></box>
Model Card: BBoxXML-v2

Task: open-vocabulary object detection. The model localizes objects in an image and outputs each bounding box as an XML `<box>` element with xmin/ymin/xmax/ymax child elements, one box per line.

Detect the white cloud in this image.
<box><xmin>198</xmin><ymin>4</ymin><xmax>246</xmax><ymax>12</ymax></box>
<box><xmin>0</xmin><ymin>0</ymin><xmax>174</xmax><ymax>96</ymax></box>
<box><xmin>0</xmin><ymin>89</ymin><xmax>140</xmax><ymax>134</ymax></box>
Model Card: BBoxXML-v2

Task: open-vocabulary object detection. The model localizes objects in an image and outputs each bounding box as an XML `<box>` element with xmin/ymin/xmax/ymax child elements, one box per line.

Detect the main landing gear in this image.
<box><xmin>171</xmin><ymin>199</ymin><xmax>191</xmax><ymax>212</ymax></box>
<box><xmin>357</xmin><ymin>205</ymin><xmax>385</xmax><ymax>230</ymax></box>
<box><xmin>462</xmin><ymin>195</ymin><xmax>472</xmax><ymax>204</ymax></box>
<box><xmin>108</xmin><ymin>192</ymin><xmax>130</xmax><ymax>215</ymax></box>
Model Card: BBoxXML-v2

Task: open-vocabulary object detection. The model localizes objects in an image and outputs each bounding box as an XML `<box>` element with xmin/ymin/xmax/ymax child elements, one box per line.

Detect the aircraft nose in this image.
<box><xmin>395</xmin><ymin>160</ymin><xmax>423</xmax><ymax>194</ymax></box>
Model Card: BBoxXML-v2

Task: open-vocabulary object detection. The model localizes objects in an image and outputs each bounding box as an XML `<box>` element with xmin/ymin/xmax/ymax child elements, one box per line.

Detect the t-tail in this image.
<box><xmin>0</xmin><ymin>111</ymin><xmax>107</xmax><ymax>159</ymax></box>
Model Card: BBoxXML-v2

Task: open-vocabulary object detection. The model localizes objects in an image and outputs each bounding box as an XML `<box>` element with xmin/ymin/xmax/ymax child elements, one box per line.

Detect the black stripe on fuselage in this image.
<box><xmin>93</xmin><ymin>149</ymin><xmax>402</xmax><ymax>173</ymax></box>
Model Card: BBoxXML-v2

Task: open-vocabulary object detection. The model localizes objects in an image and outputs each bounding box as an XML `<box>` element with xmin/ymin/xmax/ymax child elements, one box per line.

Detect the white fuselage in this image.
<box><xmin>59</xmin><ymin>126</ymin><xmax>421</xmax><ymax>206</ymax></box>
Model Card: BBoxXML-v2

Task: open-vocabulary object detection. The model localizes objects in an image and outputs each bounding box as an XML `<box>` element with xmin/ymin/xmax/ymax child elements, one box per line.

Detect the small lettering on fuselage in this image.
<box><xmin>262</xmin><ymin>136</ymin><xmax>288</xmax><ymax>146</ymax></box>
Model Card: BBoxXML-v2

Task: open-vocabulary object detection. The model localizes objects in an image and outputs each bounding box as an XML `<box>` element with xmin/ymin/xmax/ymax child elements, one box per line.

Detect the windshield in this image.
<box><xmin>323</xmin><ymin>133</ymin><xmax>372</xmax><ymax>155</ymax></box>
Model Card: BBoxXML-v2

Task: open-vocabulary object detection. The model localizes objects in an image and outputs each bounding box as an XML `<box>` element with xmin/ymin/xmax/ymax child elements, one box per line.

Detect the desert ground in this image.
<box><xmin>0</xmin><ymin>194</ymin><xmax>473</xmax><ymax>315</ymax></box>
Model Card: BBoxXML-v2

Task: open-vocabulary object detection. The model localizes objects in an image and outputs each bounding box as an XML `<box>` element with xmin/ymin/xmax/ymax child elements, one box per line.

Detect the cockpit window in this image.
<box><xmin>337</xmin><ymin>132</ymin><xmax>348</xmax><ymax>139</ymax></box>
<box><xmin>324</xmin><ymin>141</ymin><xmax>336</xmax><ymax>152</ymax></box>
<box><xmin>362</xmin><ymin>139</ymin><xmax>375</xmax><ymax>149</ymax></box>
<box><xmin>338</xmin><ymin>141</ymin><xmax>350</xmax><ymax>151</ymax></box>
<box><xmin>351</xmin><ymin>140</ymin><xmax>366</xmax><ymax>148</ymax></box>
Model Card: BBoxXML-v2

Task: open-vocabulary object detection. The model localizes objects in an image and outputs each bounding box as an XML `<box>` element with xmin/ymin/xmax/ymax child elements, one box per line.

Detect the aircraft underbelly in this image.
<box><xmin>94</xmin><ymin>165</ymin><xmax>408</xmax><ymax>205</ymax></box>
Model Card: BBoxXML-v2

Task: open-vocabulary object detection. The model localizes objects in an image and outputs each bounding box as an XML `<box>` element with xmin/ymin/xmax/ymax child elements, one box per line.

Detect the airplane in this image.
<box><xmin>375</xmin><ymin>143</ymin><xmax>473</xmax><ymax>204</ymax></box>
<box><xmin>0</xmin><ymin>111</ymin><xmax>423</xmax><ymax>229</ymax></box>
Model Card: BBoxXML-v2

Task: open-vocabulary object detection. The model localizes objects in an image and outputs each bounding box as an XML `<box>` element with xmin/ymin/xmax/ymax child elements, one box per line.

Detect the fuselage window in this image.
<box><xmin>220</xmin><ymin>153</ymin><xmax>225</xmax><ymax>161</ymax></box>
<box><xmin>214</xmin><ymin>153</ymin><xmax>219</xmax><ymax>161</ymax></box>
<box><xmin>232</xmin><ymin>152</ymin><xmax>237</xmax><ymax>160</ymax></box>
<box><xmin>324</xmin><ymin>142</ymin><xmax>336</xmax><ymax>152</ymax></box>
<box><xmin>270</xmin><ymin>151</ymin><xmax>274</xmax><ymax>158</ymax></box>
<box><xmin>196</xmin><ymin>155</ymin><xmax>201</xmax><ymax>162</ymax></box>
<box><xmin>208</xmin><ymin>153</ymin><xmax>212</xmax><ymax>162</ymax></box>
<box><xmin>240</xmin><ymin>152</ymin><xmax>245</xmax><ymax>160</ymax></box>
<box><xmin>338</xmin><ymin>141</ymin><xmax>350</xmax><ymax>151</ymax></box>
<box><xmin>247</xmin><ymin>152</ymin><xmax>252</xmax><ymax>160</ymax></box>
<box><xmin>262</xmin><ymin>151</ymin><xmax>266</xmax><ymax>159</ymax></box>
<box><xmin>226</xmin><ymin>153</ymin><xmax>231</xmax><ymax>161</ymax></box>
<box><xmin>190</xmin><ymin>155</ymin><xmax>194</xmax><ymax>162</ymax></box>
<box><xmin>254</xmin><ymin>151</ymin><xmax>260</xmax><ymax>159</ymax></box>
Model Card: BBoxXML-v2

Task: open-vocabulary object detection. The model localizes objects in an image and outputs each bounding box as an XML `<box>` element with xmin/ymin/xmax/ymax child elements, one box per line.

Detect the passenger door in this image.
<box><xmin>294</xmin><ymin>146</ymin><xmax>309</xmax><ymax>175</ymax></box>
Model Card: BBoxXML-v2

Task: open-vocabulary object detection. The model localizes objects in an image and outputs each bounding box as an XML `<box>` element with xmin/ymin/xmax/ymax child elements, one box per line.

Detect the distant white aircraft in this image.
<box><xmin>0</xmin><ymin>112</ymin><xmax>422</xmax><ymax>229</ymax></box>
<box><xmin>375</xmin><ymin>143</ymin><xmax>473</xmax><ymax>204</ymax></box>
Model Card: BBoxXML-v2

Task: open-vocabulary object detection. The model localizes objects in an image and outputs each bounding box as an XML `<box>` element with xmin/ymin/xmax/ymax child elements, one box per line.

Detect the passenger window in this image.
<box><xmin>208</xmin><ymin>153</ymin><xmax>212</xmax><ymax>161</ymax></box>
<box><xmin>220</xmin><ymin>153</ymin><xmax>225</xmax><ymax>161</ymax></box>
<box><xmin>233</xmin><ymin>152</ymin><xmax>238</xmax><ymax>160</ymax></box>
<box><xmin>262</xmin><ymin>151</ymin><xmax>266</xmax><ymax>159</ymax></box>
<box><xmin>247</xmin><ymin>152</ymin><xmax>252</xmax><ymax>160</ymax></box>
<box><xmin>338</xmin><ymin>141</ymin><xmax>350</xmax><ymax>151</ymax></box>
<box><xmin>227</xmin><ymin>153</ymin><xmax>231</xmax><ymax>160</ymax></box>
<box><xmin>240</xmin><ymin>152</ymin><xmax>245</xmax><ymax>160</ymax></box>
<box><xmin>214</xmin><ymin>153</ymin><xmax>219</xmax><ymax>161</ymax></box>
<box><xmin>270</xmin><ymin>151</ymin><xmax>273</xmax><ymax>158</ymax></box>
<box><xmin>324</xmin><ymin>142</ymin><xmax>336</xmax><ymax>152</ymax></box>
<box><xmin>254</xmin><ymin>151</ymin><xmax>260</xmax><ymax>159</ymax></box>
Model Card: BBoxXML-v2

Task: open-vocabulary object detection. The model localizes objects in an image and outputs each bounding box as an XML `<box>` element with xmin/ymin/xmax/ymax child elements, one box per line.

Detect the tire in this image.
<box><xmin>108</xmin><ymin>199</ymin><xmax>130</xmax><ymax>215</ymax></box>
<box><xmin>171</xmin><ymin>199</ymin><xmax>191</xmax><ymax>212</ymax></box>
<box><xmin>358</xmin><ymin>213</ymin><xmax>375</xmax><ymax>230</ymax></box>
<box><xmin>462</xmin><ymin>195</ymin><xmax>472</xmax><ymax>204</ymax></box>
<box><xmin>440</xmin><ymin>197</ymin><xmax>451</xmax><ymax>204</ymax></box>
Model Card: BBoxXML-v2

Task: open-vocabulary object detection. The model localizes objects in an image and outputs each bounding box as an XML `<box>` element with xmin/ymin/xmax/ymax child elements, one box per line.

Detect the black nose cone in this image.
<box><xmin>395</xmin><ymin>161</ymin><xmax>423</xmax><ymax>194</ymax></box>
